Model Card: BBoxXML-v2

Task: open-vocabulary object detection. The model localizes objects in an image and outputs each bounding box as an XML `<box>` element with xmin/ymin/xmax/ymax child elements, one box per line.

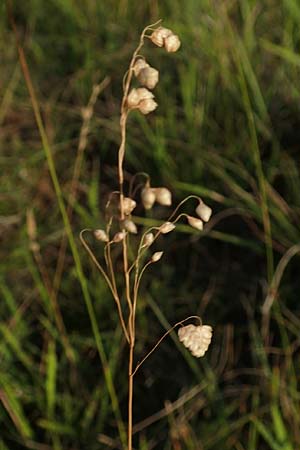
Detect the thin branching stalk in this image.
<box><xmin>132</xmin><ymin>316</ymin><xmax>202</xmax><ymax>377</ymax></box>
<box><xmin>80</xmin><ymin>230</ymin><xmax>129</xmax><ymax>344</ymax></box>
<box><xmin>116</xmin><ymin>22</ymin><xmax>162</xmax><ymax>449</ymax></box>
<box><xmin>75</xmin><ymin>20</ymin><xmax>211</xmax><ymax>449</ymax></box>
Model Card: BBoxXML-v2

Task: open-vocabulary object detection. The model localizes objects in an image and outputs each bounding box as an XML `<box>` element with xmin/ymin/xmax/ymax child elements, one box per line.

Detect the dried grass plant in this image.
<box><xmin>79</xmin><ymin>22</ymin><xmax>213</xmax><ymax>450</ymax></box>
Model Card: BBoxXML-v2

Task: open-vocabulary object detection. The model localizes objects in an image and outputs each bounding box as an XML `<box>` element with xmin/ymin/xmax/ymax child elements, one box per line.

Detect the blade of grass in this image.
<box><xmin>46</xmin><ymin>339</ymin><xmax>57</xmax><ymax>419</ymax></box>
<box><xmin>0</xmin><ymin>374</ymin><xmax>34</xmax><ymax>439</ymax></box>
<box><xmin>0</xmin><ymin>323</ymin><xmax>33</xmax><ymax>373</ymax></box>
<box><xmin>6</xmin><ymin>6</ymin><xmax>126</xmax><ymax>446</ymax></box>
<box><xmin>225</xmin><ymin>12</ymin><xmax>274</xmax><ymax>283</ymax></box>
<box><xmin>250</xmin><ymin>418</ymin><xmax>283</xmax><ymax>450</ymax></box>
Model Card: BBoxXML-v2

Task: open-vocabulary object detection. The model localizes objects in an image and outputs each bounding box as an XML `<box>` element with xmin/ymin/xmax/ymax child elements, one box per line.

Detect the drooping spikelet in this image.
<box><xmin>178</xmin><ymin>324</ymin><xmax>212</xmax><ymax>357</ymax></box>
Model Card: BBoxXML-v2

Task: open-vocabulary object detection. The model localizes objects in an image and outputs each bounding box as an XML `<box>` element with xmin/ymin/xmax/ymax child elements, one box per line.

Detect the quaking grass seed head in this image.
<box><xmin>151</xmin><ymin>251</ymin><xmax>163</xmax><ymax>262</ymax></box>
<box><xmin>133</xmin><ymin>58</ymin><xmax>149</xmax><ymax>76</ymax></box>
<box><xmin>196</xmin><ymin>201</ymin><xmax>212</xmax><ymax>222</ymax></box>
<box><xmin>123</xmin><ymin>219</ymin><xmax>137</xmax><ymax>234</ymax></box>
<box><xmin>150</xmin><ymin>26</ymin><xmax>173</xmax><ymax>47</ymax></box>
<box><xmin>150</xmin><ymin>26</ymin><xmax>181</xmax><ymax>52</ymax></box>
<box><xmin>123</xmin><ymin>197</ymin><xmax>137</xmax><ymax>215</ymax></box>
<box><xmin>159</xmin><ymin>221</ymin><xmax>176</xmax><ymax>234</ymax></box>
<box><xmin>94</xmin><ymin>229</ymin><xmax>109</xmax><ymax>242</ymax></box>
<box><xmin>113</xmin><ymin>231</ymin><xmax>126</xmax><ymax>243</ymax></box>
<box><xmin>138</xmin><ymin>97</ymin><xmax>158</xmax><ymax>114</ymax></box>
<box><xmin>164</xmin><ymin>34</ymin><xmax>181</xmax><ymax>52</ymax></box>
<box><xmin>143</xmin><ymin>232</ymin><xmax>154</xmax><ymax>247</ymax></box>
<box><xmin>141</xmin><ymin>186</ymin><xmax>156</xmax><ymax>209</ymax></box>
<box><xmin>178</xmin><ymin>324</ymin><xmax>213</xmax><ymax>357</ymax></box>
<box><xmin>137</xmin><ymin>66</ymin><xmax>159</xmax><ymax>90</ymax></box>
<box><xmin>153</xmin><ymin>187</ymin><xmax>172</xmax><ymax>206</ymax></box>
<box><xmin>127</xmin><ymin>88</ymin><xmax>157</xmax><ymax>114</ymax></box>
<box><xmin>187</xmin><ymin>215</ymin><xmax>203</xmax><ymax>231</ymax></box>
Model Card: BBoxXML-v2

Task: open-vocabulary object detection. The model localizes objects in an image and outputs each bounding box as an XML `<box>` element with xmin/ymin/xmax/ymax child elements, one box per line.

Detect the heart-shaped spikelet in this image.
<box><xmin>178</xmin><ymin>324</ymin><xmax>213</xmax><ymax>357</ymax></box>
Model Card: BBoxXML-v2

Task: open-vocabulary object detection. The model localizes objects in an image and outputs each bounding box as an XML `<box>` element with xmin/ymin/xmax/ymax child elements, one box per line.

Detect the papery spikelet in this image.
<box><xmin>124</xmin><ymin>219</ymin><xmax>137</xmax><ymax>234</ymax></box>
<box><xmin>150</xmin><ymin>27</ymin><xmax>173</xmax><ymax>47</ymax></box>
<box><xmin>138</xmin><ymin>98</ymin><xmax>158</xmax><ymax>114</ymax></box>
<box><xmin>127</xmin><ymin>88</ymin><xmax>140</xmax><ymax>107</ymax></box>
<box><xmin>196</xmin><ymin>201</ymin><xmax>212</xmax><ymax>222</ymax></box>
<box><xmin>154</xmin><ymin>187</ymin><xmax>172</xmax><ymax>206</ymax></box>
<box><xmin>187</xmin><ymin>216</ymin><xmax>203</xmax><ymax>231</ymax></box>
<box><xmin>137</xmin><ymin>67</ymin><xmax>159</xmax><ymax>90</ymax></box>
<box><xmin>178</xmin><ymin>324</ymin><xmax>212</xmax><ymax>357</ymax></box>
<box><xmin>133</xmin><ymin>58</ymin><xmax>149</xmax><ymax>76</ymax></box>
<box><xmin>159</xmin><ymin>221</ymin><xmax>176</xmax><ymax>234</ymax></box>
<box><xmin>165</xmin><ymin>34</ymin><xmax>181</xmax><ymax>52</ymax></box>
<box><xmin>123</xmin><ymin>197</ymin><xmax>137</xmax><ymax>215</ymax></box>
<box><xmin>151</xmin><ymin>251</ymin><xmax>163</xmax><ymax>262</ymax></box>
<box><xmin>113</xmin><ymin>231</ymin><xmax>126</xmax><ymax>242</ymax></box>
<box><xmin>94</xmin><ymin>229</ymin><xmax>109</xmax><ymax>242</ymax></box>
<box><xmin>141</xmin><ymin>187</ymin><xmax>156</xmax><ymax>209</ymax></box>
<box><xmin>127</xmin><ymin>88</ymin><xmax>154</xmax><ymax>108</ymax></box>
<box><xmin>143</xmin><ymin>232</ymin><xmax>154</xmax><ymax>247</ymax></box>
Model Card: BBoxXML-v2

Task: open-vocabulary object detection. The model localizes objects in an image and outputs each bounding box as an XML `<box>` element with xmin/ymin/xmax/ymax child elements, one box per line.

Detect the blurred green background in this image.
<box><xmin>1</xmin><ymin>0</ymin><xmax>300</xmax><ymax>449</ymax></box>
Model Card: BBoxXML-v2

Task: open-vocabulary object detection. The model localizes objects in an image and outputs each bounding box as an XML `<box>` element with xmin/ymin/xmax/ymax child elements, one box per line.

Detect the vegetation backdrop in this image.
<box><xmin>1</xmin><ymin>1</ymin><xmax>300</xmax><ymax>449</ymax></box>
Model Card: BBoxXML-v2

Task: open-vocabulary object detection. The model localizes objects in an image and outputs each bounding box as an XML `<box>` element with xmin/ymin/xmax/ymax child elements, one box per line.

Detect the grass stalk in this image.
<box><xmin>8</xmin><ymin>8</ymin><xmax>126</xmax><ymax>446</ymax></box>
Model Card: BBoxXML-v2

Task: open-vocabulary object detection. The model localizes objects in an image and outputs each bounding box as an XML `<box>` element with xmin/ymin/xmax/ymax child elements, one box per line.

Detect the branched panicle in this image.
<box><xmin>80</xmin><ymin>21</ymin><xmax>214</xmax><ymax>450</ymax></box>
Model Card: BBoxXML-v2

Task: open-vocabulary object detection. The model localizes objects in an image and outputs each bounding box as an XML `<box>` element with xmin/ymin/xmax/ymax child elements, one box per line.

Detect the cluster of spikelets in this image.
<box><xmin>178</xmin><ymin>324</ymin><xmax>213</xmax><ymax>357</ymax></box>
<box><xmin>127</xmin><ymin>26</ymin><xmax>180</xmax><ymax>115</ymax></box>
<box><xmin>91</xmin><ymin>23</ymin><xmax>213</xmax><ymax>358</ymax></box>
<box><xmin>94</xmin><ymin>192</ymin><xmax>212</xmax><ymax>247</ymax></box>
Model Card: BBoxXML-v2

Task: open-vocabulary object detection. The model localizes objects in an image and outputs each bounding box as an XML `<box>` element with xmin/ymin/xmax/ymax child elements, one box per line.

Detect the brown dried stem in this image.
<box><xmin>117</xmin><ymin>21</ymin><xmax>161</xmax><ymax>450</ymax></box>
<box><xmin>53</xmin><ymin>79</ymin><xmax>110</xmax><ymax>295</ymax></box>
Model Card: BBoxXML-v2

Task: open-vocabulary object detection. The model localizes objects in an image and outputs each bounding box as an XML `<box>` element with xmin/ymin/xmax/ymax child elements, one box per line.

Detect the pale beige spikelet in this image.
<box><xmin>127</xmin><ymin>88</ymin><xmax>141</xmax><ymax>108</ymax></box>
<box><xmin>123</xmin><ymin>219</ymin><xmax>138</xmax><ymax>234</ymax></box>
<box><xmin>195</xmin><ymin>201</ymin><xmax>212</xmax><ymax>222</ymax></box>
<box><xmin>150</xmin><ymin>27</ymin><xmax>173</xmax><ymax>47</ymax></box>
<box><xmin>138</xmin><ymin>97</ymin><xmax>158</xmax><ymax>114</ymax></box>
<box><xmin>113</xmin><ymin>231</ymin><xmax>126</xmax><ymax>243</ymax></box>
<box><xmin>178</xmin><ymin>324</ymin><xmax>213</xmax><ymax>357</ymax></box>
<box><xmin>127</xmin><ymin>88</ymin><xmax>157</xmax><ymax>114</ymax></box>
<box><xmin>151</xmin><ymin>251</ymin><xmax>163</xmax><ymax>262</ymax></box>
<box><xmin>94</xmin><ymin>229</ymin><xmax>109</xmax><ymax>242</ymax></box>
<box><xmin>137</xmin><ymin>66</ymin><xmax>159</xmax><ymax>90</ymax></box>
<box><xmin>159</xmin><ymin>221</ymin><xmax>176</xmax><ymax>234</ymax></box>
<box><xmin>123</xmin><ymin>197</ymin><xmax>137</xmax><ymax>215</ymax></box>
<box><xmin>164</xmin><ymin>34</ymin><xmax>181</xmax><ymax>52</ymax></box>
<box><xmin>154</xmin><ymin>187</ymin><xmax>172</xmax><ymax>206</ymax></box>
<box><xmin>141</xmin><ymin>187</ymin><xmax>156</xmax><ymax>209</ymax></box>
<box><xmin>133</xmin><ymin>58</ymin><xmax>149</xmax><ymax>76</ymax></box>
<box><xmin>143</xmin><ymin>232</ymin><xmax>154</xmax><ymax>247</ymax></box>
<box><xmin>127</xmin><ymin>87</ymin><xmax>154</xmax><ymax>107</ymax></box>
<box><xmin>187</xmin><ymin>215</ymin><xmax>203</xmax><ymax>231</ymax></box>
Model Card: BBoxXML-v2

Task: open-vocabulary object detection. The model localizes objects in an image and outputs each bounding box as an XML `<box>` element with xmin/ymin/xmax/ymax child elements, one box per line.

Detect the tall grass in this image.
<box><xmin>1</xmin><ymin>1</ymin><xmax>300</xmax><ymax>449</ymax></box>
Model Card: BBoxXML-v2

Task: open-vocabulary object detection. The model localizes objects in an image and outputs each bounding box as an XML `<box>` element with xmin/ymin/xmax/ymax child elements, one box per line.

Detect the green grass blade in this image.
<box><xmin>46</xmin><ymin>339</ymin><xmax>57</xmax><ymax>419</ymax></box>
<box><xmin>0</xmin><ymin>373</ymin><xmax>34</xmax><ymax>439</ymax></box>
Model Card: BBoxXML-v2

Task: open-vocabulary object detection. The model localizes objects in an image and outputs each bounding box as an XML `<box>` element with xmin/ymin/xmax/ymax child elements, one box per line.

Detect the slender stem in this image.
<box><xmin>105</xmin><ymin>242</ymin><xmax>118</xmax><ymax>296</ymax></box>
<box><xmin>133</xmin><ymin>261</ymin><xmax>152</xmax><ymax>310</ymax></box>
<box><xmin>128</xmin><ymin>343</ymin><xmax>134</xmax><ymax>450</ymax></box>
<box><xmin>129</xmin><ymin>172</ymin><xmax>150</xmax><ymax>198</ymax></box>
<box><xmin>116</xmin><ymin>20</ymin><xmax>162</xmax><ymax>450</ymax></box>
<box><xmin>132</xmin><ymin>316</ymin><xmax>201</xmax><ymax>376</ymax></box>
<box><xmin>167</xmin><ymin>195</ymin><xmax>201</xmax><ymax>222</ymax></box>
<box><xmin>80</xmin><ymin>230</ymin><xmax>130</xmax><ymax>343</ymax></box>
<box><xmin>128</xmin><ymin>226</ymin><xmax>158</xmax><ymax>274</ymax></box>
